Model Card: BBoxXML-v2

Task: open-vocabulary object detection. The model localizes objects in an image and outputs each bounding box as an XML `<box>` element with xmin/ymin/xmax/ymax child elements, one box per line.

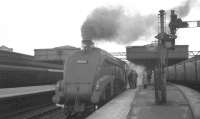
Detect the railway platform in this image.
<box><xmin>0</xmin><ymin>85</ymin><xmax>56</xmax><ymax>118</ymax></box>
<box><xmin>87</xmin><ymin>84</ymin><xmax>200</xmax><ymax>119</ymax></box>
<box><xmin>0</xmin><ymin>85</ymin><xmax>55</xmax><ymax>99</ymax></box>
<box><xmin>87</xmin><ymin>89</ymin><xmax>137</xmax><ymax>119</ymax></box>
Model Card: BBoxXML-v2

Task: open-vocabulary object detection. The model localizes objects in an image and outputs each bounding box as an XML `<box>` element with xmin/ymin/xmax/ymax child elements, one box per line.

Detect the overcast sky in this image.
<box><xmin>0</xmin><ymin>0</ymin><xmax>200</xmax><ymax>55</ymax></box>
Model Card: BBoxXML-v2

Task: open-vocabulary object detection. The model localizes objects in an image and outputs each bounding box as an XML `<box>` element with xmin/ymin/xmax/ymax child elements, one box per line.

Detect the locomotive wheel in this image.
<box><xmin>63</xmin><ymin>111</ymin><xmax>70</xmax><ymax>119</ymax></box>
<box><xmin>70</xmin><ymin>113</ymin><xmax>82</xmax><ymax>119</ymax></box>
<box><xmin>63</xmin><ymin>105</ymin><xmax>75</xmax><ymax>119</ymax></box>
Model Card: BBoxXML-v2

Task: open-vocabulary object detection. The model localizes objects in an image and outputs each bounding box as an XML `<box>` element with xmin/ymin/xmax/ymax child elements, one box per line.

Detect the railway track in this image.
<box><xmin>10</xmin><ymin>105</ymin><xmax>93</xmax><ymax>119</ymax></box>
<box><xmin>8</xmin><ymin>104</ymin><xmax>63</xmax><ymax>119</ymax></box>
<box><xmin>0</xmin><ymin>89</ymin><xmax>56</xmax><ymax>119</ymax></box>
<box><xmin>0</xmin><ymin>86</ymin><xmax>93</xmax><ymax>119</ymax></box>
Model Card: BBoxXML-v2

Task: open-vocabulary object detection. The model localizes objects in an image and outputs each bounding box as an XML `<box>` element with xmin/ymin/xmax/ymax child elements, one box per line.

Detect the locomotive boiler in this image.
<box><xmin>52</xmin><ymin>40</ymin><xmax>137</xmax><ymax>117</ymax></box>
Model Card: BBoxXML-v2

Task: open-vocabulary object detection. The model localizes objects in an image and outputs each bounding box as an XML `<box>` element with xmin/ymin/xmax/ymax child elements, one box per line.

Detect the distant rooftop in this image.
<box><xmin>0</xmin><ymin>45</ymin><xmax>13</xmax><ymax>52</ymax></box>
<box><xmin>35</xmin><ymin>45</ymin><xmax>80</xmax><ymax>51</ymax></box>
<box><xmin>54</xmin><ymin>45</ymin><xmax>79</xmax><ymax>50</ymax></box>
<box><xmin>34</xmin><ymin>45</ymin><xmax>80</xmax><ymax>64</ymax></box>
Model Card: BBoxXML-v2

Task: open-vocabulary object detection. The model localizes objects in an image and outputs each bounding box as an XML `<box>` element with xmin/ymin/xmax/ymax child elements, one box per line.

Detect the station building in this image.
<box><xmin>0</xmin><ymin>45</ymin><xmax>13</xmax><ymax>52</ymax></box>
<box><xmin>34</xmin><ymin>45</ymin><xmax>80</xmax><ymax>65</ymax></box>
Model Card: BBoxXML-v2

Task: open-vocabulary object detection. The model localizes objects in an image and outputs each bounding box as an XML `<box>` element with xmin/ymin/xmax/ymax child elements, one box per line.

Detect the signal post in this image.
<box><xmin>155</xmin><ymin>10</ymin><xmax>170</xmax><ymax>104</ymax></box>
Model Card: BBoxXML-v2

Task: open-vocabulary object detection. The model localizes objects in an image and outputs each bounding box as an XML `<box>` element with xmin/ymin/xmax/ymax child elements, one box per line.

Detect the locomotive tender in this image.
<box><xmin>52</xmin><ymin>40</ymin><xmax>137</xmax><ymax>116</ymax></box>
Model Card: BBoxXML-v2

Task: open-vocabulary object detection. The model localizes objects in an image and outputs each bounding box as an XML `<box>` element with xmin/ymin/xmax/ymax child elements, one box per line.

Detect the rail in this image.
<box><xmin>16</xmin><ymin>105</ymin><xmax>61</xmax><ymax>119</ymax></box>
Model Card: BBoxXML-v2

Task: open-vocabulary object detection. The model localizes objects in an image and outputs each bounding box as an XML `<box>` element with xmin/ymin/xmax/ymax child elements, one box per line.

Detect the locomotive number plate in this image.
<box><xmin>76</xmin><ymin>60</ymin><xmax>88</xmax><ymax>64</ymax></box>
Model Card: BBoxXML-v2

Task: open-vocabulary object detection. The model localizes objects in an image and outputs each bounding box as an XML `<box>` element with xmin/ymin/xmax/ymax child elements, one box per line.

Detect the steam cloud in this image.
<box><xmin>81</xmin><ymin>0</ymin><xmax>197</xmax><ymax>44</ymax></box>
<box><xmin>81</xmin><ymin>6</ymin><xmax>156</xmax><ymax>44</ymax></box>
<box><xmin>173</xmin><ymin>0</ymin><xmax>197</xmax><ymax>17</ymax></box>
<box><xmin>81</xmin><ymin>7</ymin><xmax>122</xmax><ymax>41</ymax></box>
<box><xmin>117</xmin><ymin>14</ymin><xmax>155</xmax><ymax>44</ymax></box>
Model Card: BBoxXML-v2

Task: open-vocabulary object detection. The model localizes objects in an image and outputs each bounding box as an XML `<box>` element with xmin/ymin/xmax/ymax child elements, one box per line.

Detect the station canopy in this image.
<box><xmin>126</xmin><ymin>45</ymin><xmax>188</xmax><ymax>70</ymax></box>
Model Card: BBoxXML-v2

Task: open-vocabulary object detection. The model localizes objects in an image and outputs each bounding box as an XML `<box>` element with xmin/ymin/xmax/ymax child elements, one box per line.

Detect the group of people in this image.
<box><xmin>128</xmin><ymin>69</ymin><xmax>154</xmax><ymax>90</ymax></box>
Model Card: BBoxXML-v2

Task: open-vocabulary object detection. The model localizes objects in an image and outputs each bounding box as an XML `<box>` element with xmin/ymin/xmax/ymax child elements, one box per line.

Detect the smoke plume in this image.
<box><xmin>81</xmin><ymin>0</ymin><xmax>197</xmax><ymax>44</ymax></box>
<box><xmin>81</xmin><ymin>7</ymin><xmax>122</xmax><ymax>41</ymax></box>
<box><xmin>173</xmin><ymin>0</ymin><xmax>197</xmax><ymax>17</ymax></box>
<box><xmin>117</xmin><ymin>14</ymin><xmax>155</xmax><ymax>44</ymax></box>
<box><xmin>81</xmin><ymin>6</ymin><xmax>156</xmax><ymax>44</ymax></box>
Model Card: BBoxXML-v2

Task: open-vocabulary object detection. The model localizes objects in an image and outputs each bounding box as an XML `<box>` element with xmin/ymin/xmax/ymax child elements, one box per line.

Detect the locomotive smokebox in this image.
<box><xmin>82</xmin><ymin>40</ymin><xmax>94</xmax><ymax>50</ymax></box>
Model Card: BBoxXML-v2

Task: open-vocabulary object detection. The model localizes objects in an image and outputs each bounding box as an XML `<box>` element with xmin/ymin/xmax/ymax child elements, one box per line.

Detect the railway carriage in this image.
<box><xmin>166</xmin><ymin>56</ymin><xmax>200</xmax><ymax>90</ymax></box>
<box><xmin>0</xmin><ymin>50</ymin><xmax>63</xmax><ymax>88</ymax></box>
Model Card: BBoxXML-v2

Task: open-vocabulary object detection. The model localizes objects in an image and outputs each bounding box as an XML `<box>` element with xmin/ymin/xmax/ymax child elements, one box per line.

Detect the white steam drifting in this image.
<box><xmin>173</xmin><ymin>0</ymin><xmax>198</xmax><ymax>17</ymax></box>
<box><xmin>81</xmin><ymin>6</ymin><xmax>156</xmax><ymax>44</ymax></box>
<box><xmin>81</xmin><ymin>0</ymin><xmax>198</xmax><ymax>45</ymax></box>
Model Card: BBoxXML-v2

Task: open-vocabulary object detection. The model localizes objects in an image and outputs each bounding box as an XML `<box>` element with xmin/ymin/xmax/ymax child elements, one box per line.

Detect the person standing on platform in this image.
<box><xmin>128</xmin><ymin>70</ymin><xmax>138</xmax><ymax>89</ymax></box>
<box><xmin>142</xmin><ymin>71</ymin><xmax>148</xmax><ymax>89</ymax></box>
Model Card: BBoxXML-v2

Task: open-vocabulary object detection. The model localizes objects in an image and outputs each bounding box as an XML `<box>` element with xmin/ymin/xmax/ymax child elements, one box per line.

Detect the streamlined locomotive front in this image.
<box><xmin>63</xmin><ymin>48</ymin><xmax>102</xmax><ymax>104</ymax></box>
<box><xmin>52</xmin><ymin>45</ymin><xmax>132</xmax><ymax>116</ymax></box>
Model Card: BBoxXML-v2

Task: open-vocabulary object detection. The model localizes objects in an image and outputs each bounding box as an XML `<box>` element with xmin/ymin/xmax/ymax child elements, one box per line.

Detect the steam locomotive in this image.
<box><xmin>52</xmin><ymin>40</ymin><xmax>137</xmax><ymax>117</ymax></box>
